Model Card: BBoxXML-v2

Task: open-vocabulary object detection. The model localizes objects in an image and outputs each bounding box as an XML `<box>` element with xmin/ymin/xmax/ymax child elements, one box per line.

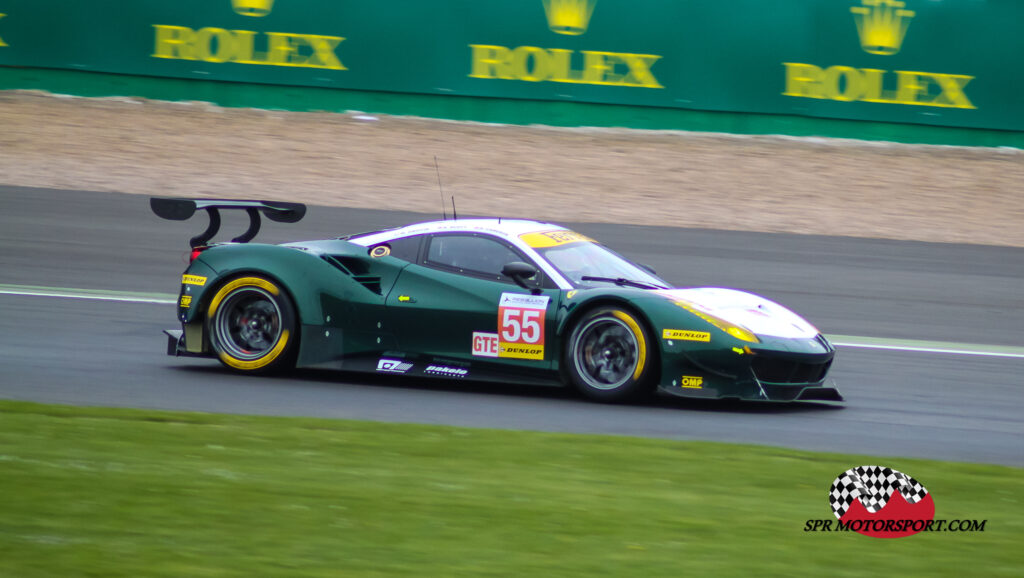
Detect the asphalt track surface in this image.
<box><xmin>1</xmin><ymin>186</ymin><xmax>1022</xmax><ymax>467</ymax></box>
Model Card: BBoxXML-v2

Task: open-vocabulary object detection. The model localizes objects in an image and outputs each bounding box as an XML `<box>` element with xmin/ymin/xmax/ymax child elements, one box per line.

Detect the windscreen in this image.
<box><xmin>537</xmin><ymin>242</ymin><xmax>668</xmax><ymax>288</ymax></box>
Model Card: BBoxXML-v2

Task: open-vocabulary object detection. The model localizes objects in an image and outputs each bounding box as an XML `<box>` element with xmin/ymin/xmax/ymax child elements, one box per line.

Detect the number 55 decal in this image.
<box><xmin>498</xmin><ymin>293</ymin><xmax>550</xmax><ymax>360</ymax></box>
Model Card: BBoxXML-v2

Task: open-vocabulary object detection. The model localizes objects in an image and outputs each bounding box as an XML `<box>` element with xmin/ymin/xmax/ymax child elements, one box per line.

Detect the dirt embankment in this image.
<box><xmin>1</xmin><ymin>91</ymin><xmax>1021</xmax><ymax>247</ymax></box>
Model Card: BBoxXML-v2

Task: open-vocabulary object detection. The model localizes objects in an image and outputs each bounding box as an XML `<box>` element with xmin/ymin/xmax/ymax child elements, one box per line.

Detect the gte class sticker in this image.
<box><xmin>376</xmin><ymin>359</ymin><xmax>413</xmax><ymax>374</ymax></box>
<box><xmin>472</xmin><ymin>332</ymin><xmax>500</xmax><ymax>358</ymax></box>
<box><xmin>498</xmin><ymin>293</ymin><xmax>549</xmax><ymax>360</ymax></box>
<box><xmin>663</xmin><ymin>329</ymin><xmax>711</xmax><ymax>342</ymax></box>
<box><xmin>182</xmin><ymin>274</ymin><xmax>207</xmax><ymax>286</ymax></box>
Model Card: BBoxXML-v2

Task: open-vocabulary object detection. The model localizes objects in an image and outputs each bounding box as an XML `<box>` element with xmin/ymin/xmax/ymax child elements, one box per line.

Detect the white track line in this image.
<box><xmin>830</xmin><ymin>341</ymin><xmax>1024</xmax><ymax>359</ymax></box>
<box><xmin>3</xmin><ymin>285</ymin><xmax>1023</xmax><ymax>358</ymax></box>
<box><xmin>0</xmin><ymin>287</ymin><xmax>176</xmax><ymax>305</ymax></box>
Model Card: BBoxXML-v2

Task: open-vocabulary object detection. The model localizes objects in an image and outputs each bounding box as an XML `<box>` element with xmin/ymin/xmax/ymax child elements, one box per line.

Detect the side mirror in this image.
<box><xmin>502</xmin><ymin>261</ymin><xmax>539</xmax><ymax>291</ymax></box>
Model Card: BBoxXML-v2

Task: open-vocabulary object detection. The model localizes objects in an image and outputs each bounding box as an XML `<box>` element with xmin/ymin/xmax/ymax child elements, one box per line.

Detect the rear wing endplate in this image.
<box><xmin>150</xmin><ymin>197</ymin><xmax>306</xmax><ymax>248</ymax></box>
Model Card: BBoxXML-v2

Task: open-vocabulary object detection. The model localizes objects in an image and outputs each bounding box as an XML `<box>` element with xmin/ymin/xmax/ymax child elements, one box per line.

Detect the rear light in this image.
<box><xmin>190</xmin><ymin>247</ymin><xmax>209</xmax><ymax>262</ymax></box>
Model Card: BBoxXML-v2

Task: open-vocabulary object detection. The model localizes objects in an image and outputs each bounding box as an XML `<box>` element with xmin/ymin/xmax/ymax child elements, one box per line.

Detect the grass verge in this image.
<box><xmin>0</xmin><ymin>400</ymin><xmax>1020</xmax><ymax>577</ymax></box>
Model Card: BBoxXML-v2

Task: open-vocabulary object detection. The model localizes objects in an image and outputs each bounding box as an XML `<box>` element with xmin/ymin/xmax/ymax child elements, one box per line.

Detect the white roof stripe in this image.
<box><xmin>348</xmin><ymin>218</ymin><xmax>575</xmax><ymax>289</ymax></box>
<box><xmin>348</xmin><ymin>219</ymin><xmax>569</xmax><ymax>246</ymax></box>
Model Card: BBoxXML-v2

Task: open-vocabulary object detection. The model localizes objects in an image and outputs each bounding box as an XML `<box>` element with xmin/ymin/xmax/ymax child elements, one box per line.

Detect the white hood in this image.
<box><xmin>657</xmin><ymin>288</ymin><xmax>819</xmax><ymax>339</ymax></box>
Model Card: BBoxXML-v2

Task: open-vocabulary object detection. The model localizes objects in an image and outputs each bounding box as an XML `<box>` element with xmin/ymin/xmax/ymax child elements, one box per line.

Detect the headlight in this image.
<box><xmin>724</xmin><ymin>325</ymin><xmax>759</xmax><ymax>343</ymax></box>
<box><xmin>672</xmin><ymin>301</ymin><xmax>760</xmax><ymax>343</ymax></box>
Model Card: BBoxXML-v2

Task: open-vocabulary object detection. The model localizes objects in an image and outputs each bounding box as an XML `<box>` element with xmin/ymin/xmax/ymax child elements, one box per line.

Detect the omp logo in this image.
<box><xmin>782</xmin><ymin>0</ymin><xmax>974</xmax><ymax>109</ymax></box>
<box><xmin>377</xmin><ymin>359</ymin><xmax>413</xmax><ymax>374</ymax></box>
<box><xmin>542</xmin><ymin>0</ymin><xmax>596</xmax><ymax>36</ymax></box>
<box><xmin>233</xmin><ymin>0</ymin><xmax>275</xmax><ymax>18</ymax></box>
<box><xmin>851</xmin><ymin>0</ymin><xmax>913</xmax><ymax>55</ymax></box>
<box><xmin>180</xmin><ymin>295</ymin><xmax>193</xmax><ymax>308</ymax></box>
<box><xmin>152</xmin><ymin>1</ymin><xmax>345</xmax><ymax>70</ymax></box>
<box><xmin>680</xmin><ymin>375</ymin><xmax>703</xmax><ymax>389</ymax></box>
<box><xmin>426</xmin><ymin>365</ymin><xmax>469</xmax><ymax>378</ymax></box>
<box><xmin>0</xmin><ymin>13</ymin><xmax>7</xmax><ymax>47</ymax></box>
<box><xmin>468</xmin><ymin>0</ymin><xmax>662</xmax><ymax>89</ymax></box>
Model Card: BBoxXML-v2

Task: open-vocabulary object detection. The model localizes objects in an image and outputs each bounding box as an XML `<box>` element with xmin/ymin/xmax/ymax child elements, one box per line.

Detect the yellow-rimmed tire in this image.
<box><xmin>207</xmin><ymin>276</ymin><xmax>297</xmax><ymax>373</ymax></box>
<box><xmin>565</xmin><ymin>307</ymin><xmax>655</xmax><ymax>402</ymax></box>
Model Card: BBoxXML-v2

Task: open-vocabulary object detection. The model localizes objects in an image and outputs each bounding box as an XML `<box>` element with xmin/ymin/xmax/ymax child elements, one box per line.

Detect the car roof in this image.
<box><xmin>347</xmin><ymin>218</ymin><xmax>571</xmax><ymax>246</ymax></box>
<box><xmin>344</xmin><ymin>218</ymin><xmax>599</xmax><ymax>290</ymax></box>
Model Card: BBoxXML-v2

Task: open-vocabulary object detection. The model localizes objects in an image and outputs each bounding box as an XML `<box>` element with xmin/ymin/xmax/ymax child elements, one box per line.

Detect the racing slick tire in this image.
<box><xmin>207</xmin><ymin>275</ymin><xmax>298</xmax><ymax>373</ymax></box>
<box><xmin>564</xmin><ymin>307</ymin><xmax>656</xmax><ymax>402</ymax></box>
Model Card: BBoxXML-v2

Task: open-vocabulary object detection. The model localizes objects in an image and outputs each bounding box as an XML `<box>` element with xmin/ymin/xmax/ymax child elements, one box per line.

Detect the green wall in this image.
<box><xmin>1</xmin><ymin>0</ymin><xmax>1021</xmax><ymax>145</ymax></box>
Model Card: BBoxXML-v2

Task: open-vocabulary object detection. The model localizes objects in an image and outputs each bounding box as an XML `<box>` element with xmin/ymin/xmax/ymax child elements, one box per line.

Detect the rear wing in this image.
<box><xmin>150</xmin><ymin>197</ymin><xmax>306</xmax><ymax>248</ymax></box>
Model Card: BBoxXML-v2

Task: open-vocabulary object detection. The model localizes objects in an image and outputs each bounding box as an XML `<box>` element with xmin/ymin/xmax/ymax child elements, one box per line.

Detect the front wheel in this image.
<box><xmin>207</xmin><ymin>276</ymin><xmax>297</xmax><ymax>373</ymax></box>
<box><xmin>564</xmin><ymin>307</ymin><xmax>655</xmax><ymax>402</ymax></box>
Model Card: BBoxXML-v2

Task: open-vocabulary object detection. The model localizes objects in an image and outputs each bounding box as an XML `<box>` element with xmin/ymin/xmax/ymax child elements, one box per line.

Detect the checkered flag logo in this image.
<box><xmin>829</xmin><ymin>465</ymin><xmax>929</xmax><ymax>519</ymax></box>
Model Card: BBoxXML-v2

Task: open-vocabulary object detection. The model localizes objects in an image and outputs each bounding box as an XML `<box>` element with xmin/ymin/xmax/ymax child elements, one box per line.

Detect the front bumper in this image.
<box><xmin>658</xmin><ymin>375</ymin><xmax>843</xmax><ymax>403</ymax></box>
<box><xmin>658</xmin><ymin>334</ymin><xmax>844</xmax><ymax>403</ymax></box>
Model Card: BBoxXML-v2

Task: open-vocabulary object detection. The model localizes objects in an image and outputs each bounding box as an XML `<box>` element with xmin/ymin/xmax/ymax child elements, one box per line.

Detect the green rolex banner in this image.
<box><xmin>0</xmin><ymin>0</ymin><xmax>1020</xmax><ymax>131</ymax></box>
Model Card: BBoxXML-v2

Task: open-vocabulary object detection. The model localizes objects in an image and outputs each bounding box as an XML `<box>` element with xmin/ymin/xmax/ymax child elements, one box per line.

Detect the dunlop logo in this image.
<box><xmin>662</xmin><ymin>329</ymin><xmax>711</xmax><ymax>342</ymax></box>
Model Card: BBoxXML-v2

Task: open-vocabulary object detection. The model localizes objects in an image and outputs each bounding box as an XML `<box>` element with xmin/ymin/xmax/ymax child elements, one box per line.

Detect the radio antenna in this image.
<box><xmin>451</xmin><ymin>196</ymin><xmax>457</xmax><ymax>220</ymax></box>
<box><xmin>434</xmin><ymin>156</ymin><xmax>446</xmax><ymax>221</ymax></box>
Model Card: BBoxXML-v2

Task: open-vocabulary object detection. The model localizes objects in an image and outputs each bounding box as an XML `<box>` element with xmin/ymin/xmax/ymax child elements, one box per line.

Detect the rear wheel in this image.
<box><xmin>207</xmin><ymin>276</ymin><xmax>297</xmax><ymax>373</ymax></box>
<box><xmin>564</xmin><ymin>307</ymin><xmax>655</xmax><ymax>402</ymax></box>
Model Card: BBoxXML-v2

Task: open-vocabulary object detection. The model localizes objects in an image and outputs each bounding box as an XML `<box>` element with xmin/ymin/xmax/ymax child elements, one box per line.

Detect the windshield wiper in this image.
<box><xmin>579</xmin><ymin>276</ymin><xmax>666</xmax><ymax>290</ymax></box>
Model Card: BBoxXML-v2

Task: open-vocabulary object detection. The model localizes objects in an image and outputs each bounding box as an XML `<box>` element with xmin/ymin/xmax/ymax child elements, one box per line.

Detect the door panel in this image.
<box><xmin>385</xmin><ymin>264</ymin><xmax>560</xmax><ymax>369</ymax></box>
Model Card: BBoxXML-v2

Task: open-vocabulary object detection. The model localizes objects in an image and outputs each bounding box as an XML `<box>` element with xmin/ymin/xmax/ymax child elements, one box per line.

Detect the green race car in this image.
<box><xmin>153</xmin><ymin>197</ymin><xmax>841</xmax><ymax>403</ymax></box>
